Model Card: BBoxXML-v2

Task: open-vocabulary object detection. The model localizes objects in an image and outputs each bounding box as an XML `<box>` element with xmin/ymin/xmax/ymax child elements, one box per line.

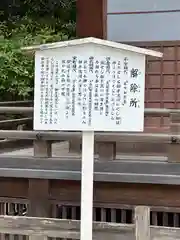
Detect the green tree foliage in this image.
<box><xmin>0</xmin><ymin>0</ymin><xmax>76</xmax><ymax>100</ymax></box>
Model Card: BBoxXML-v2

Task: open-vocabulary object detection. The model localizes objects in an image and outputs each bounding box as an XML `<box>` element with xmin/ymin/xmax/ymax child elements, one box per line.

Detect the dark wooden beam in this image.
<box><xmin>0</xmin><ymin>158</ymin><xmax>180</xmax><ymax>185</ymax></box>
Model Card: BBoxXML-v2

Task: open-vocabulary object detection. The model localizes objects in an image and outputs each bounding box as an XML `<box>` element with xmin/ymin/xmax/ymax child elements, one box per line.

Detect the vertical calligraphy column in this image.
<box><xmin>99</xmin><ymin>57</ymin><xmax>109</xmax><ymax>118</ymax></box>
<box><xmin>72</xmin><ymin>56</ymin><xmax>77</xmax><ymax>117</ymax></box>
<box><xmin>129</xmin><ymin>67</ymin><xmax>141</xmax><ymax>108</ymax></box>
<box><xmin>82</xmin><ymin>60</ymin><xmax>88</xmax><ymax>125</ymax></box>
<box><xmin>115</xmin><ymin>60</ymin><xmax>121</xmax><ymax>125</ymax></box>
<box><xmin>98</xmin><ymin>58</ymin><xmax>106</xmax><ymax>116</ymax></box>
<box><xmin>105</xmin><ymin>59</ymin><xmax>110</xmax><ymax>118</ymax></box>
<box><xmin>123</xmin><ymin>57</ymin><xmax>129</xmax><ymax>106</ymax></box>
<box><xmin>60</xmin><ymin>59</ymin><xmax>68</xmax><ymax>121</ymax></box>
<box><xmin>44</xmin><ymin>58</ymin><xmax>50</xmax><ymax>125</ymax></box>
<box><xmin>88</xmin><ymin>56</ymin><xmax>94</xmax><ymax>127</ymax></box>
<box><xmin>77</xmin><ymin>59</ymin><xmax>83</xmax><ymax>107</ymax></box>
<box><xmin>93</xmin><ymin>60</ymin><xmax>100</xmax><ymax>112</ymax></box>
<box><xmin>54</xmin><ymin>60</ymin><xmax>60</xmax><ymax>125</ymax></box>
<box><xmin>49</xmin><ymin>58</ymin><xmax>54</xmax><ymax>125</ymax></box>
<box><xmin>60</xmin><ymin>60</ymin><xmax>66</xmax><ymax>98</ymax></box>
<box><xmin>65</xmin><ymin>59</ymin><xmax>71</xmax><ymax>120</ymax></box>
<box><xmin>40</xmin><ymin>57</ymin><xmax>45</xmax><ymax>125</ymax></box>
<box><xmin>110</xmin><ymin>60</ymin><xmax>117</xmax><ymax>122</ymax></box>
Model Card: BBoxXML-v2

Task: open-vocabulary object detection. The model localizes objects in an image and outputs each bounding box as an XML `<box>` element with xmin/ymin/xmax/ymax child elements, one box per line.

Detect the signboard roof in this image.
<box><xmin>22</xmin><ymin>37</ymin><xmax>163</xmax><ymax>58</ymax></box>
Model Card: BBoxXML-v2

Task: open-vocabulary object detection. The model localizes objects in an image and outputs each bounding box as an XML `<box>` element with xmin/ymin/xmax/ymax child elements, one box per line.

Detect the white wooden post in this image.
<box><xmin>135</xmin><ymin>206</ymin><xmax>150</xmax><ymax>240</ymax></box>
<box><xmin>80</xmin><ymin>131</ymin><xmax>94</xmax><ymax>240</ymax></box>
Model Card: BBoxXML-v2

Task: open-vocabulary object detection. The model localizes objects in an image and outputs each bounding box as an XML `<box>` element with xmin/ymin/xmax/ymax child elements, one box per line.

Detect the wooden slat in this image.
<box><xmin>151</xmin><ymin>212</ymin><xmax>158</xmax><ymax>226</ymax></box>
<box><xmin>110</xmin><ymin>209</ymin><xmax>116</xmax><ymax>222</ymax></box>
<box><xmin>93</xmin><ymin>207</ymin><xmax>96</xmax><ymax>221</ymax></box>
<box><xmin>0</xmin><ymin>215</ymin><xmax>134</xmax><ymax>239</ymax></box>
<box><xmin>121</xmin><ymin>209</ymin><xmax>126</xmax><ymax>223</ymax></box>
<box><xmin>101</xmin><ymin>208</ymin><xmax>106</xmax><ymax>222</ymax></box>
<box><xmin>150</xmin><ymin>206</ymin><xmax>180</xmax><ymax>213</ymax></box>
<box><xmin>151</xmin><ymin>225</ymin><xmax>180</xmax><ymax>239</ymax></box>
<box><xmin>0</xmin><ymin>198</ymin><xmax>28</xmax><ymax>205</ymax></box>
<box><xmin>173</xmin><ymin>213</ymin><xmax>179</xmax><ymax>227</ymax></box>
<box><xmin>163</xmin><ymin>212</ymin><xmax>168</xmax><ymax>226</ymax></box>
<box><xmin>71</xmin><ymin>207</ymin><xmax>76</xmax><ymax>220</ymax></box>
<box><xmin>51</xmin><ymin>204</ymin><xmax>57</xmax><ymax>219</ymax></box>
<box><xmin>62</xmin><ymin>206</ymin><xmax>67</xmax><ymax>219</ymax></box>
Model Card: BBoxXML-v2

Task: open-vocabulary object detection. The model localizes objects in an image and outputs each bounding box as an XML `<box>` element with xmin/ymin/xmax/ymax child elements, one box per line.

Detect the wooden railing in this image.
<box><xmin>0</xmin><ymin>106</ymin><xmax>179</xmax><ymax>161</ymax></box>
<box><xmin>0</xmin><ymin>101</ymin><xmax>32</xmax><ymax>129</ymax></box>
<box><xmin>0</xmin><ymin>101</ymin><xmax>32</xmax><ymax>106</ymax></box>
<box><xmin>0</xmin><ymin>101</ymin><xmax>33</xmax><ymax>152</ymax></box>
<box><xmin>0</xmin><ymin>206</ymin><xmax>179</xmax><ymax>240</ymax></box>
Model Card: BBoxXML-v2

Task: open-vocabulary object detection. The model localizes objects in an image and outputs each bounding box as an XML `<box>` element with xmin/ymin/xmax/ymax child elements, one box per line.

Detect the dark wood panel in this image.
<box><xmin>133</xmin><ymin>43</ymin><xmax>180</xmax><ymax>129</ymax></box>
<box><xmin>1</xmin><ymin>178</ymin><xmax>180</xmax><ymax>209</ymax></box>
<box><xmin>50</xmin><ymin>180</ymin><xmax>80</xmax><ymax>202</ymax></box>
<box><xmin>28</xmin><ymin>179</ymin><xmax>50</xmax><ymax>217</ymax></box>
<box><xmin>51</xmin><ymin>181</ymin><xmax>180</xmax><ymax>208</ymax></box>
<box><xmin>0</xmin><ymin>178</ymin><xmax>28</xmax><ymax>198</ymax></box>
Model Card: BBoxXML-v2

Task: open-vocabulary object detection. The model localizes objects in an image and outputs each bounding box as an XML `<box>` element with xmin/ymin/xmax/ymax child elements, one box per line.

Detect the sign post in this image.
<box><xmin>22</xmin><ymin>37</ymin><xmax>162</xmax><ymax>240</ymax></box>
<box><xmin>81</xmin><ymin>131</ymin><xmax>94</xmax><ymax>240</ymax></box>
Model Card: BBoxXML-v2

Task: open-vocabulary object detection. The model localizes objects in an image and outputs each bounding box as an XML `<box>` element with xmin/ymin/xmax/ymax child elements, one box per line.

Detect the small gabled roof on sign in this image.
<box><xmin>21</xmin><ymin>37</ymin><xmax>163</xmax><ymax>58</ymax></box>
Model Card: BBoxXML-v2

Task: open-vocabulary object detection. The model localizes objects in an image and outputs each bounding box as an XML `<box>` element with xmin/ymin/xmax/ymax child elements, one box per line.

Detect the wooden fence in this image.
<box><xmin>0</xmin><ymin>206</ymin><xmax>179</xmax><ymax>240</ymax></box>
<box><xmin>0</xmin><ymin>103</ymin><xmax>180</xmax><ymax>239</ymax></box>
<box><xmin>0</xmin><ymin>106</ymin><xmax>179</xmax><ymax>161</ymax></box>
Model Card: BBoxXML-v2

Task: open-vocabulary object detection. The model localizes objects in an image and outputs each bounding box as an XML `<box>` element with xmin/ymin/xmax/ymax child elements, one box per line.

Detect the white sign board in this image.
<box><xmin>34</xmin><ymin>43</ymin><xmax>145</xmax><ymax>132</ymax></box>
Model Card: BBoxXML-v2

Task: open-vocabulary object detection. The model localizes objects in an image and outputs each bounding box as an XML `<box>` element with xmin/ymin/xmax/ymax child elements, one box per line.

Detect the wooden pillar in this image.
<box><xmin>33</xmin><ymin>139</ymin><xmax>52</xmax><ymax>158</ymax></box>
<box><xmin>28</xmin><ymin>140</ymin><xmax>52</xmax><ymax>240</ymax></box>
<box><xmin>168</xmin><ymin>113</ymin><xmax>180</xmax><ymax>162</ymax></box>
<box><xmin>76</xmin><ymin>0</ymin><xmax>107</xmax><ymax>39</ymax></box>
<box><xmin>69</xmin><ymin>140</ymin><xmax>81</xmax><ymax>153</ymax></box>
<box><xmin>97</xmin><ymin>142</ymin><xmax>116</xmax><ymax>161</ymax></box>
